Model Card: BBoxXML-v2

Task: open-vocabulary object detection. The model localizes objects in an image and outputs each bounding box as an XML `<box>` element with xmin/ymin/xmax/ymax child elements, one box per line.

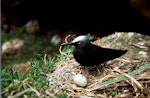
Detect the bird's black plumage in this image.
<box><xmin>62</xmin><ymin>35</ymin><xmax>127</xmax><ymax>66</ymax></box>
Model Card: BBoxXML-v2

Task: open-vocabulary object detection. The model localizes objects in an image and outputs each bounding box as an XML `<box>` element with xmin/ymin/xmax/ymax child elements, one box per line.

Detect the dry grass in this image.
<box><xmin>48</xmin><ymin>32</ymin><xmax>150</xmax><ymax>97</ymax></box>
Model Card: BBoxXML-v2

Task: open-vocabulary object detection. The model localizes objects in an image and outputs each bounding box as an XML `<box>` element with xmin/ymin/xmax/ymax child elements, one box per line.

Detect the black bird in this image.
<box><xmin>61</xmin><ymin>35</ymin><xmax>127</xmax><ymax>66</ymax></box>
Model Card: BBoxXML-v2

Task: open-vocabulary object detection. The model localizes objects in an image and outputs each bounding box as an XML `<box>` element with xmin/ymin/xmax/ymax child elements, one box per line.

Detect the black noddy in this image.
<box><xmin>61</xmin><ymin>35</ymin><xmax>127</xmax><ymax>66</ymax></box>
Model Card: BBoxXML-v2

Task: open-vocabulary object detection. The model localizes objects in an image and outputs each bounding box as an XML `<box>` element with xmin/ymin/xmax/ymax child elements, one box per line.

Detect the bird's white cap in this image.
<box><xmin>72</xmin><ymin>35</ymin><xmax>89</xmax><ymax>43</ymax></box>
<box><xmin>61</xmin><ymin>35</ymin><xmax>90</xmax><ymax>46</ymax></box>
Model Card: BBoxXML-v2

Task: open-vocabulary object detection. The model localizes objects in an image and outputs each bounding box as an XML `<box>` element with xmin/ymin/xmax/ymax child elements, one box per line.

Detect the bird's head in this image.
<box><xmin>61</xmin><ymin>35</ymin><xmax>91</xmax><ymax>47</ymax></box>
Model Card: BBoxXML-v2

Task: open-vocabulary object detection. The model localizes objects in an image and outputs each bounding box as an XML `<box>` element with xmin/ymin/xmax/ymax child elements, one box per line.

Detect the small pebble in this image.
<box><xmin>128</xmin><ymin>32</ymin><xmax>134</xmax><ymax>38</ymax></box>
<box><xmin>139</xmin><ymin>51</ymin><xmax>147</xmax><ymax>57</ymax></box>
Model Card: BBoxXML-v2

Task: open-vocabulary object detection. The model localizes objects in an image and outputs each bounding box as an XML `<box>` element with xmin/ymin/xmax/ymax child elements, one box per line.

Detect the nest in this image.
<box><xmin>48</xmin><ymin>32</ymin><xmax>150</xmax><ymax>97</ymax></box>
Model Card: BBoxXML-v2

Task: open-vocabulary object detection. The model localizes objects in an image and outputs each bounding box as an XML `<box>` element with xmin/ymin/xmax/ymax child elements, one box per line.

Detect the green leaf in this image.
<box><xmin>91</xmin><ymin>63</ymin><xmax>150</xmax><ymax>90</ymax></box>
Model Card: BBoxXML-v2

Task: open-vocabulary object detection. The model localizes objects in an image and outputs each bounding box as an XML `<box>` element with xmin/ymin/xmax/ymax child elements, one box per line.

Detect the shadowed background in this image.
<box><xmin>2</xmin><ymin>0</ymin><xmax>150</xmax><ymax>36</ymax></box>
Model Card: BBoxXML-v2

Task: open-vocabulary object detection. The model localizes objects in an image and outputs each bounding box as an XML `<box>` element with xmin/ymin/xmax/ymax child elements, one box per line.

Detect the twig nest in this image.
<box><xmin>73</xmin><ymin>74</ymin><xmax>88</xmax><ymax>87</ymax></box>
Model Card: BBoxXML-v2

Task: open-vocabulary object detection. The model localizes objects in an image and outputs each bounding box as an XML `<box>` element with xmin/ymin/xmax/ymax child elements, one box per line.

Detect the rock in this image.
<box><xmin>47</xmin><ymin>29</ymin><xmax>74</xmax><ymax>46</ymax></box>
<box><xmin>12</xmin><ymin>62</ymin><xmax>31</xmax><ymax>75</ymax></box>
<box><xmin>26</xmin><ymin>20</ymin><xmax>41</xmax><ymax>33</ymax></box>
<box><xmin>130</xmin><ymin>0</ymin><xmax>150</xmax><ymax>18</ymax></box>
<box><xmin>50</xmin><ymin>34</ymin><xmax>62</xmax><ymax>46</ymax></box>
<box><xmin>2</xmin><ymin>38</ymin><xmax>24</xmax><ymax>58</ymax></box>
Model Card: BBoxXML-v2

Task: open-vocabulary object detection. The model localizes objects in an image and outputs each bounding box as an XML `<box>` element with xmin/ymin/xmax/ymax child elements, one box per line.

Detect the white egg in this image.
<box><xmin>73</xmin><ymin>74</ymin><xmax>88</xmax><ymax>87</ymax></box>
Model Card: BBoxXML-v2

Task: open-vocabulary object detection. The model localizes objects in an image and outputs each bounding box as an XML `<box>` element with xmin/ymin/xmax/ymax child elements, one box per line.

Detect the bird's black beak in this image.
<box><xmin>61</xmin><ymin>42</ymin><xmax>74</xmax><ymax>46</ymax></box>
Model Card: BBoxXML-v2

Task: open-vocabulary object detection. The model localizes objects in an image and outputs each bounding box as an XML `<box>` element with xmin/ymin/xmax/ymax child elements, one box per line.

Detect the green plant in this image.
<box><xmin>2</xmin><ymin>28</ymin><xmax>94</xmax><ymax>97</ymax></box>
<box><xmin>2</xmin><ymin>52</ymin><xmax>70</xmax><ymax>97</ymax></box>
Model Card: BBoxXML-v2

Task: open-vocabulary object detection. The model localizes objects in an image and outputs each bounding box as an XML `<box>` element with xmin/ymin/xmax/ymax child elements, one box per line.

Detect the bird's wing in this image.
<box><xmin>89</xmin><ymin>44</ymin><xmax>127</xmax><ymax>62</ymax></box>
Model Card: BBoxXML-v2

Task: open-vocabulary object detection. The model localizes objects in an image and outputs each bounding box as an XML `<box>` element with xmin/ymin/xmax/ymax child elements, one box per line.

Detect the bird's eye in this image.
<box><xmin>77</xmin><ymin>41</ymin><xmax>81</xmax><ymax>45</ymax></box>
